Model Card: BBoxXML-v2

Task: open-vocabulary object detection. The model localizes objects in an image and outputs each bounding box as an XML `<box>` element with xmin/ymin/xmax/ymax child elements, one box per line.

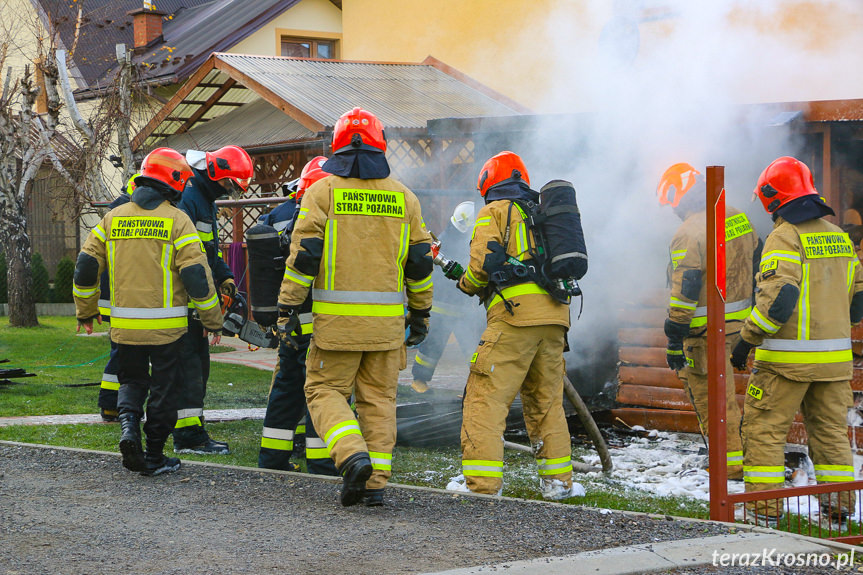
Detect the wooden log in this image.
<box><xmin>619</xmin><ymin>346</ymin><xmax>666</xmax><ymax>368</ymax></box>
<box><xmin>615</xmin><ymin>384</ymin><xmax>746</xmax><ymax>412</ymax></box>
<box><xmin>618</xmin><ymin>365</ymin><xmax>751</xmax><ymax>394</ymax></box>
<box><xmin>618</xmin><ymin>307</ymin><xmax>666</xmax><ymax>327</ymax></box>
<box><xmin>618</xmin><ymin>328</ymin><xmax>666</xmax><ymax>348</ymax></box>
<box><xmin>619</xmin><ymin>366</ymin><xmax>683</xmax><ymax>389</ymax></box>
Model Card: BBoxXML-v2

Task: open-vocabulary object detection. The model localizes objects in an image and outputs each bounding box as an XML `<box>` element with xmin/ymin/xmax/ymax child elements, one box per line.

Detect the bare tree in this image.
<box><xmin>0</xmin><ymin>4</ymin><xmax>134</xmax><ymax>326</ymax></box>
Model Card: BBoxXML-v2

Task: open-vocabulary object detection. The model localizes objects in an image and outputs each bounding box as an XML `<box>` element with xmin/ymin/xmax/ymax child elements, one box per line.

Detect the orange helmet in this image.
<box><xmin>140</xmin><ymin>148</ymin><xmax>193</xmax><ymax>192</ymax></box>
<box><xmin>332</xmin><ymin>107</ymin><xmax>386</xmax><ymax>154</ymax></box>
<box><xmin>297</xmin><ymin>156</ymin><xmax>329</xmax><ymax>200</ymax></box>
<box><xmin>206</xmin><ymin>145</ymin><xmax>254</xmax><ymax>191</ymax></box>
<box><xmin>477</xmin><ymin>151</ymin><xmax>530</xmax><ymax>197</ymax></box>
<box><xmin>754</xmin><ymin>156</ymin><xmax>818</xmax><ymax>214</ymax></box>
<box><xmin>657</xmin><ymin>163</ymin><xmax>702</xmax><ymax>208</ymax></box>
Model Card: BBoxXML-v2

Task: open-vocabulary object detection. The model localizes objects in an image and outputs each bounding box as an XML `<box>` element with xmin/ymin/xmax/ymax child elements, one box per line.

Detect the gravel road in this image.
<box><xmin>0</xmin><ymin>442</ymin><xmax>740</xmax><ymax>575</ymax></box>
<box><xmin>2</xmin><ymin>443</ymin><xmax>858</xmax><ymax>575</ymax></box>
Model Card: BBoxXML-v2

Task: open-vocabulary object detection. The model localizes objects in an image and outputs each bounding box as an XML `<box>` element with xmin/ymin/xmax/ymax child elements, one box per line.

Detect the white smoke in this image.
<box><xmin>507</xmin><ymin>0</ymin><xmax>863</xmax><ymax>392</ymax></box>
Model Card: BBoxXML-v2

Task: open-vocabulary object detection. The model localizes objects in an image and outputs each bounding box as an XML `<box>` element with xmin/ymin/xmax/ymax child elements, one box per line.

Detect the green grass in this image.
<box><xmin>0</xmin><ymin>317</ymin><xmax>271</xmax><ymax>416</ymax></box>
<box><xmin>0</xmin><ymin>317</ymin><xmax>734</xmax><ymax>519</ymax></box>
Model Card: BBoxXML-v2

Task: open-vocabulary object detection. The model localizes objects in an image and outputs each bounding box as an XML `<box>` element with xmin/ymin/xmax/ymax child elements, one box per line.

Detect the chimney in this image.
<box><xmin>128</xmin><ymin>3</ymin><xmax>166</xmax><ymax>49</ymax></box>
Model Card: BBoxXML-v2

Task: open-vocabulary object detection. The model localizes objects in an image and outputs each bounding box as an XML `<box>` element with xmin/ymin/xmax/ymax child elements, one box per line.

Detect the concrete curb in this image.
<box><xmin>0</xmin><ymin>407</ymin><xmax>267</xmax><ymax>427</ymax></box>
<box><xmin>423</xmin><ymin>532</ymin><xmax>850</xmax><ymax>574</ymax></box>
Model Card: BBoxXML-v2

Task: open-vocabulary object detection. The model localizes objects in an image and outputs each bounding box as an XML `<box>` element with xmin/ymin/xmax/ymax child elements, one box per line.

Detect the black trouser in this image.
<box><xmin>259</xmin><ymin>334</ymin><xmax>310</xmax><ymax>470</ymax></box>
<box><xmin>304</xmin><ymin>403</ymin><xmax>337</xmax><ymax>476</ymax></box>
<box><xmin>259</xmin><ymin>334</ymin><xmax>337</xmax><ymax>475</ymax></box>
<box><xmin>117</xmin><ymin>339</ymin><xmax>182</xmax><ymax>444</ymax></box>
<box><xmin>97</xmin><ymin>339</ymin><xmax>119</xmax><ymax>410</ymax></box>
<box><xmin>173</xmin><ymin>316</ymin><xmax>211</xmax><ymax>445</ymax></box>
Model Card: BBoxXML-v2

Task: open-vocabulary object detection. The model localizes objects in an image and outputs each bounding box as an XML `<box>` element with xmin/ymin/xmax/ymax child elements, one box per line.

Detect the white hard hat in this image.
<box><xmin>451</xmin><ymin>201</ymin><xmax>476</xmax><ymax>233</ymax></box>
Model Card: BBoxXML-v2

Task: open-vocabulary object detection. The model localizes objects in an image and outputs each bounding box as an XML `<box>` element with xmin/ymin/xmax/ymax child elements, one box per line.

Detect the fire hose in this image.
<box><xmin>431</xmin><ymin>238</ymin><xmax>612</xmax><ymax>474</ymax></box>
<box><xmin>563</xmin><ymin>374</ymin><xmax>613</xmax><ymax>474</ymax></box>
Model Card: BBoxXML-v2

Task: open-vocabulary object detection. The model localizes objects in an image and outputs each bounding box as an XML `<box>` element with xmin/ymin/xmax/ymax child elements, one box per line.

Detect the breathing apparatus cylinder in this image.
<box><xmin>245</xmin><ymin>224</ymin><xmax>285</xmax><ymax>328</ymax></box>
<box><xmin>536</xmin><ymin>180</ymin><xmax>587</xmax><ymax>289</ymax></box>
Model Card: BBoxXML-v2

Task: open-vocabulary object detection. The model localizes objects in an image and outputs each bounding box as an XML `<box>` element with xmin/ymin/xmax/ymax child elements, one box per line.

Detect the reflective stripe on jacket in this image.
<box><xmin>74</xmin><ymin>193</ymin><xmax>223</xmax><ymax>345</ymax></box>
<box><xmin>666</xmin><ymin>206</ymin><xmax>759</xmax><ymax>336</ymax></box>
<box><xmin>741</xmin><ymin>216</ymin><xmax>863</xmax><ymax>380</ymax></box>
<box><xmin>457</xmin><ymin>200</ymin><xmax>569</xmax><ymax>328</ymax></box>
<box><xmin>279</xmin><ymin>175</ymin><xmax>433</xmax><ymax>350</ymax></box>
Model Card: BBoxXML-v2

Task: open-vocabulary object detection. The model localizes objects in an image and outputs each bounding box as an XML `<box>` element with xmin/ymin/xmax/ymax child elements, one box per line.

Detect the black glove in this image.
<box><xmin>666</xmin><ymin>339</ymin><xmax>687</xmax><ymax>371</ymax></box>
<box><xmin>730</xmin><ymin>338</ymin><xmax>755</xmax><ymax>371</ymax></box>
<box><xmin>275</xmin><ymin>305</ymin><xmax>301</xmax><ymax>349</ymax></box>
<box><xmin>405</xmin><ymin>307</ymin><xmax>431</xmax><ymax>347</ymax></box>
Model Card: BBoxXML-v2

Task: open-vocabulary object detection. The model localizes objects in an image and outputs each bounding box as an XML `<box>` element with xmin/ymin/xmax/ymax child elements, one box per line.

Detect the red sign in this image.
<box><xmin>715</xmin><ymin>188</ymin><xmax>726</xmax><ymax>301</ymax></box>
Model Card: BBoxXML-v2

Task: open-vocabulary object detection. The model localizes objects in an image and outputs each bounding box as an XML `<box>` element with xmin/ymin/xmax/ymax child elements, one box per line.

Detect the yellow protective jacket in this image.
<box><xmin>741</xmin><ymin>216</ymin><xmax>863</xmax><ymax>381</ymax></box>
<box><xmin>278</xmin><ymin>175</ymin><xmax>434</xmax><ymax>351</ymax></box>
<box><xmin>74</xmin><ymin>187</ymin><xmax>223</xmax><ymax>345</ymax></box>
<box><xmin>457</xmin><ymin>199</ymin><xmax>570</xmax><ymax>328</ymax></box>
<box><xmin>667</xmin><ymin>206</ymin><xmax>760</xmax><ymax>336</ymax></box>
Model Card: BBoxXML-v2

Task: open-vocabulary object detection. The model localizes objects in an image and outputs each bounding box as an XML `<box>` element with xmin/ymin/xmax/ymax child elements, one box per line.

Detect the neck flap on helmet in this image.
<box><xmin>131</xmin><ymin>178</ymin><xmax>180</xmax><ymax>208</ymax></box>
<box><xmin>322</xmin><ymin>150</ymin><xmax>390</xmax><ymax>180</ymax></box>
<box><xmin>773</xmin><ymin>195</ymin><xmax>835</xmax><ymax>224</ymax></box>
<box><xmin>484</xmin><ymin>181</ymin><xmax>538</xmax><ymax>205</ymax></box>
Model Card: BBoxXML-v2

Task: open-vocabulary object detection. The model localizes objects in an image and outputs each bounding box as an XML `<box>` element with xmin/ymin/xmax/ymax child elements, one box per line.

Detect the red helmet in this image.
<box><xmin>477</xmin><ymin>151</ymin><xmax>530</xmax><ymax>197</ymax></box>
<box><xmin>206</xmin><ymin>145</ymin><xmax>254</xmax><ymax>191</ymax></box>
<box><xmin>754</xmin><ymin>156</ymin><xmax>818</xmax><ymax>214</ymax></box>
<box><xmin>657</xmin><ymin>163</ymin><xmax>702</xmax><ymax>208</ymax></box>
<box><xmin>140</xmin><ymin>148</ymin><xmax>193</xmax><ymax>192</ymax></box>
<box><xmin>297</xmin><ymin>156</ymin><xmax>329</xmax><ymax>200</ymax></box>
<box><xmin>332</xmin><ymin>107</ymin><xmax>386</xmax><ymax>154</ymax></box>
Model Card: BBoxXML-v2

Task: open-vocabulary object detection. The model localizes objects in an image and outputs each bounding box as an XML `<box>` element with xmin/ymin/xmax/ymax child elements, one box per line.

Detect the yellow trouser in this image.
<box><xmin>304</xmin><ymin>341</ymin><xmax>404</xmax><ymax>490</ymax></box>
<box><xmin>461</xmin><ymin>320</ymin><xmax>572</xmax><ymax>494</ymax></box>
<box><xmin>679</xmin><ymin>336</ymin><xmax>744</xmax><ymax>479</ymax></box>
<box><xmin>742</xmin><ymin>367</ymin><xmax>855</xmax><ymax>516</ymax></box>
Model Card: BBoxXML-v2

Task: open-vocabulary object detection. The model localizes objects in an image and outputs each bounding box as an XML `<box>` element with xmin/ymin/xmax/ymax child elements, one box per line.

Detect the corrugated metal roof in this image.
<box><xmin>215</xmin><ymin>54</ymin><xmax>522</xmax><ymax>130</ymax></box>
<box><xmin>137</xmin><ymin>54</ymin><xmax>527</xmax><ymax>151</ymax></box>
<box><xmin>157</xmin><ymin>97</ymin><xmax>314</xmax><ymax>152</ymax></box>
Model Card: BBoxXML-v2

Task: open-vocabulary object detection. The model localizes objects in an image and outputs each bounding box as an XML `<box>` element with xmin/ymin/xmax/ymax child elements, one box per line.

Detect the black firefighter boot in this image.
<box><xmin>118</xmin><ymin>412</ymin><xmax>146</xmax><ymax>473</ymax></box>
<box><xmin>338</xmin><ymin>451</ymin><xmax>373</xmax><ymax>507</ymax></box>
<box><xmin>142</xmin><ymin>439</ymin><xmax>181</xmax><ymax>477</ymax></box>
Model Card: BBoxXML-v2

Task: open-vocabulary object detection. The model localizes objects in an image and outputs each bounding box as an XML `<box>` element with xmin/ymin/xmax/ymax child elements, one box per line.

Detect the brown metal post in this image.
<box><xmin>232</xmin><ymin>208</ymin><xmax>244</xmax><ymax>245</ymax></box>
<box><xmin>706</xmin><ymin>166</ymin><xmax>730</xmax><ymax>522</ymax></box>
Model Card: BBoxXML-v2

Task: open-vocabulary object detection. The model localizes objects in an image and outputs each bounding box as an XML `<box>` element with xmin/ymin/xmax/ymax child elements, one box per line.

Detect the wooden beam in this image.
<box><xmin>132</xmin><ymin>57</ymin><xmax>217</xmax><ymax>151</ymax></box>
<box><xmin>213</xmin><ymin>54</ymin><xmax>324</xmax><ymax>133</ymax></box>
<box><xmin>177</xmin><ymin>78</ymin><xmax>237</xmax><ymax>135</ymax></box>
<box><xmin>422</xmin><ymin>55</ymin><xmax>533</xmax><ymax>114</ymax></box>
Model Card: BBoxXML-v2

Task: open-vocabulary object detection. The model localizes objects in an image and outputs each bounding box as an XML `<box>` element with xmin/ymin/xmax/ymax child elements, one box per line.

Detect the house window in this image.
<box><xmin>281</xmin><ymin>37</ymin><xmax>336</xmax><ymax>59</ymax></box>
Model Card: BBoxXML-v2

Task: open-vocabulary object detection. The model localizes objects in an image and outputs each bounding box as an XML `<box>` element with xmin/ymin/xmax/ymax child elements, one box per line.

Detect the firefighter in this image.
<box><xmin>407</xmin><ymin>200</ymin><xmax>484</xmax><ymax>396</ymax></box>
<box><xmin>451</xmin><ymin>151</ymin><xmax>575</xmax><ymax>500</ymax></box>
<box><xmin>259</xmin><ymin>156</ymin><xmax>337</xmax><ymax>476</ymax></box>
<box><xmin>731</xmin><ymin>156</ymin><xmax>863</xmax><ymax>523</ymax></box>
<box><xmin>278</xmin><ymin>107</ymin><xmax>433</xmax><ymax>506</ymax></box>
<box><xmin>172</xmin><ymin>145</ymin><xmax>254</xmax><ymax>455</ymax></box>
<box><xmin>658</xmin><ymin>163</ymin><xmax>761</xmax><ymax>481</ymax></box>
<box><xmin>73</xmin><ymin>148</ymin><xmax>223</xmax><ymax>476</ymax></box>
<box><xmin>96</xmin><ymin>174</ymin><xmax>138</xmax><ymax>422</ymax></box>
